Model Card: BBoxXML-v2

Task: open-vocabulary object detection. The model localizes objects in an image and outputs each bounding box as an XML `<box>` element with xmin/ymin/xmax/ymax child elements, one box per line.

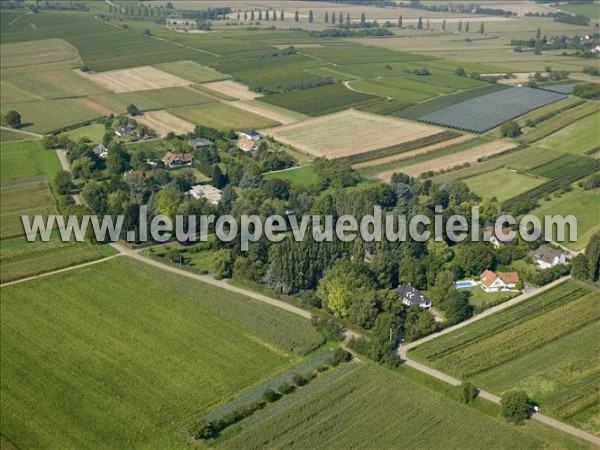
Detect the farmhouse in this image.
<box><xmin>166</xmin><ymin>18</ymin><xmax>197</xmax><ymax>30</ymax></box>
<box><xmin>480</xmin><ymin>270</ymin><xmax>520</xmax><ymax>293</ymax></box>
<box><xmin>238</xmin><ymin>129</ymin><xmax>261</xmax><ymax>141</ymax></box>
<box><xmin>188</xmin><ymin>138</ymin><xmax>213</xmax><ymax>149</ymax></box>
<box><xmin>238</xmin><ymin>138</ymin><xmax>258</xmax><ymax>152</ymax></box>
<box><xmin>396</xmin><ymin>284</ymin><xmax>432</xmax><ymax>308</ymax></box>
<box><xmin>484</xmin><ymin>225</ymin><xmax>512</xmax><ymax>249</ymax></box>
<box><xmin>162</xmin><ymin>151</ymin><xmax>193</xmax><ymax>168</ymax></box>
<box><xmin>188</xmin><ymin>184</ymin><xmax>222</xmax><ymax>205</ymax></box>
<box><xmin>115</xmin><ymin>125</ymin><xmax>132</xmax><ymax>137</ymax></box>
<box><xmin>93</xmin><ymin>143</ymin><xmax>108</xmax><ymax>159</ymax></box>
<box><xmin>529</xmin><ymin>245</ymin><xmax>567</xmax><ymax>269</ymax></box>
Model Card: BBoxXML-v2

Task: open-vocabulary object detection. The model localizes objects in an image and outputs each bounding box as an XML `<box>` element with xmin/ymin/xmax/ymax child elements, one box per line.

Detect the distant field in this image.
<box><xmin>0</xmin><ymin>79</ymin><xmax>44</xmax><ymax>104</ymax></box>
<box><xmin>559</xmin><ymin>3</ymin><xmax>600</xmax><ymax>20</ymax></box>
<box><xmin>154</xmin><ymin>60</ymin><xmax>230</xmax><ymax>83</ymax></box>
<box><xmin>464</xmin><ymin>167</ymin><xmax>546</xmax><ymax>201</ymax></box>
<box><xmin>89</xmin><ymin>86</ymin><xmax>217</xmax><ymax>114</ymax></box>
<box><xmin>221</xmin><ymin>365</ymin><xmax>546</xmax><ymax>450</ymax></box>
<box><xmin>1</xmin><ymin>257</ymin><xmax>322</xmax><ymax>449</ymax></box>
<box><xmin>0</xmin><ymin>38</ymin><xmax>79</xmax><ymax>72</ymax></box>
<box><xmin>169</xmin><ymin>103</ymin><xmax>279</xmax><ymax>131</ymax></box>
<box><xmin>77</xmin><ymin>66</ymin><xmax>191</xmax><ymax>93</ymax></box>
<box><xmin>3</xmin><ymin>69</ymin><xmax>108</xmax><ymax>99</ymax></box>
<box><xmin>202</xmin><ymin>80</ymin><xmax>263</xmax><ymax>100</ymax></box>
<box><xmin>259</xmin><ymin>83</ymin><xmax>380</xmax><ymax>116</ymax></box>
<box><xmin>299</xmin><ymin>45</ymin><xmax>433</xmax><ymax>65</ymax></box>
<box><xmin>263</xmin><ymin>110</ymin><xmax>442</xmax><ymax>159</ymax></box>
<box><xmin>349</xmin><ymin>78</ymin><xmax>444</xmax><ymax>103</ymax></box>
<box><xmin>537</xmin><ymin>112</ymin><xmax>600</xmax><ymax>155</ymax></box>
<box><xmin>532</xmin><ymin>189</ymin><xmax>600</xmax><ymax>251</ymax></box>
<box><xmin>263</xmin><ymin>166</ymin><xmax>319</xmax><ymax>187</ymax></box>
<box><xmin>0</xmin><ymin>140</ymin><xmax>61</xmax><ymax>181</ymax></box>
<box><xmin>410</xmin><ymin>280</ymin><xmax>600</xmax><ymax>434</ymax></box>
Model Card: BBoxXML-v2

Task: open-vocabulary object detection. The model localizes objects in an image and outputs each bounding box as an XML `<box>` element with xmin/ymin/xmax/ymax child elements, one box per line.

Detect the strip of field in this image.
<box><xmin>464</xmin><ymin>167</ymin><xmax>546</xmax><ymax>202</ymax></box>
<box><xmin>353</xmin><ymin>134</ymin><xmax>474</xmax><ymax>169</ymax></box>
<box><xmin>76</xmin><ymin>66</ymin><xmax>191</xmax><ymax>93</ymax></box>
<box><xmin>0</xmin><ymin>128</ymin><xmax>37</xmax><ymax>143</ymax></box>
<box><xmin>0</xmin><ymin>140</ymin><xmax>61</xmax><ymax>181</ymax></box>
<box><xmin>0</xmin><ymin>38</ymin><xmax>79</xmax><ymax>72</ymax></box>
<box><xmin>170</xmin><ymin>103</ymin><xmax>279</xmax><ymax>131</ymax></box>
<box><xmin>220</xmin><ymin>365</ymin><xmax>546</xmax><ymax>450</ymax></box>
<box><xmin>529</xmin><ymin>154</ymin><xmax>593</xmax><ymax>179</ymax></box>
<box><xmin>3</xmin><ymin>69</ymin><xmax>108</xmax><ymax>99</ymax></box>
<box><xmin>522</xmin><ymin>101</ymin><xmax>599</xmax><ymax>143</ymax></box>
<box><xmin>228</xmin><ymin>100</ymin><xmax>308</xmax><ymax>125</ymax></box>
<box><xmin>1</xmin><ymin>257</ymin><xmax>323</xmax><ymax>449</ymax></box>
<box><xmin>154</xmin><ymin>60</ymin><xmax>230</xmax><ymax>83</ymax></box>
<box><xmin>1</xmin><ymin>79</ymin><xmax>45</xmax><ymax>104</ymax></box>
<box><xmin>536</xmin><ymin>112</ymin><xmax>600</xmax><ymax>155</ymax></box>
<box><xmin>133</xmin><ymin>110</ymin><xmax>195</xmax><ymax>137</ymax></box>
<box><xmin>378</xmin><ymin>140</ymin><xmax>518</xmax><ymax>180</ymax></box>
<box><xmin>348</xmin><ymin>78</ymin><xmax>447</xmax><ymax>103</ymax></box>
<box><xmin>410</xmin><ymin>280</ymin><xmax>599</xmax><ymax>433</ymax></box>
<box><xmin>262</xmin><ymin>110</ymin><xmax>443</xmax><ymax>159</ymax></box>
<box><xmin>202</xmin><ymin>80</ymin><xmax>262</xmax><ymax>100</ymax></box>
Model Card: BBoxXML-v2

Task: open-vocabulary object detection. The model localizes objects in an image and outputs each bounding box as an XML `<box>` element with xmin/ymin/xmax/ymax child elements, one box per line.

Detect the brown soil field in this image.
<box><xmin>76</xmin><ymin>66</ymin><xmax>191</xmax><ymax>93</ymax></box>
<box><xmin>201</xmin><ymin>80</ymin><xmax>262</xmax><ymax>100</ymax></box>
<box><xmin>262</xmin><ymin>109</ymin><xmax>443</xmax><ymax>159</ymax></box>
<box><xmin>133</xmin><ymin>110</ymin><xmax>195</xmax><ymax>137</ymax></box>
<box><xmin>377</xmin><ymin>140</ymin><xmax>518</xmax><ymax>181</ymax></box>
<box><xmin>353</xmin><ymin>134</ymin><xmax>474</xmax><ymax>170</ymax></box>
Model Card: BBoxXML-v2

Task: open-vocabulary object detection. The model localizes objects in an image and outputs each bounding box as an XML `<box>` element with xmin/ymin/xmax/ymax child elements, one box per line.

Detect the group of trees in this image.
<box><xmin>572</xmin><ymin>232</ymin><xmax>600</xmax><ymax>282</ymax></box>
<box><xmin>4</xmin><ymin>110</ymin><xmax>21</xmax><ymax>129</ymax></box>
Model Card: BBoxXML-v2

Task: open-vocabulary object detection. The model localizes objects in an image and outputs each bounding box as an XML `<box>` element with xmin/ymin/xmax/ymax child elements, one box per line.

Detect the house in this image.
<box><xmin>480</xmin><ymin>270</ymin><xmax>519</xmax><ymax>293</ymax></box>
<box><xmin>238</xmin><ymin>129</ymin><xmax>260</xmax><ymax>141</ymax></box>
<box><xmin>166</xmin><ymin>18</ymin><xmax>197</xmax><ymax>30</ymax></box>
<box><xmin>115</xmin><ymin>125</ymin><xmax>132</xmax><ymax>137</ymax></box>
<box><xmin>396</xmin><ymin>284</ymin><xmax>432</xmax><ymax>308</ymax></box>
<box><xmin>188</xmin><ymin>184</ymin><xmax>222</xmax><ymax>205</ymax></box>
<box><xmin>93</xmin><ymin>143</ymin><xmax>108</xmax><ymax>159</ymax></box>
<box><xmin>162</xmin><ymin>151</ymin><xmax>193</xmax><ymax>168</ymax></box>
<box><xmin>484</xmin><ymin>225</ymin><xmax>512</xmax><ymax>249</ymax></box>
<box><xmin>188</xmin><ymin>138</ymin><xmax>213</xmax><ymax>149</ymax></box>
<box><xmin>529</xmin><ymin>245</ymin><xmax>567</xmax><ymax>269</ymax></box>
<box><xmin>238</xmin><ymin>138</ymin><xmax>258</xmax><ymax>152</ymax></box>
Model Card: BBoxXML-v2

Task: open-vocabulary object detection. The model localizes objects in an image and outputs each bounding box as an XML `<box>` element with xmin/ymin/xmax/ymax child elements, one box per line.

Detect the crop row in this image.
<box><xmin>522</xmin><ymin>101</ymin><xmax>599</xmax><ymax>143</ymax></box>
<box><xmin>502</xmin><ymin>158</ymin><xmax>600</xmax><ymax>212</ymax></box>
<box><xmin>342</xmin><ymin>130</ymin><xmax>460</xmax><ymax>164</ymax></box>
<box><xmin>357</xmin><ymin>98</ymin><xmax>413</xmax><ymax>115</ymax></box>
<box><xmin>553</xmin><ymin>381</ymin><xmax>600</xmax><ymax>419</ymax></box>
<box><xmin>529</xmin><ymin>153</ymin><xmax>592</xmax><ymax>179</ymax></box>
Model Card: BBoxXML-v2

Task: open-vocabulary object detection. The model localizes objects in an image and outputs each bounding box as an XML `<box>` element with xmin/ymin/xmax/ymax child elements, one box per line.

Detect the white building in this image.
<box><xmin>479</xmin><ymin>270</ymin><xmax>519</xmax><ymax>293</ymax></box>
<box><xmin>529</xmin><ymin>245</ymin><xmax>567</xmax><ymax>269</ymax></box>
<box><xmin>188</xmin><ymin>184</ymin><xmax>222</xmax><ymax>205</ymax></box>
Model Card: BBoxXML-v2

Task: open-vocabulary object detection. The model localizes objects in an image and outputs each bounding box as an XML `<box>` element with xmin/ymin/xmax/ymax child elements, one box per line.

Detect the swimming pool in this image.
<box><xmin>455</xmin><ymin>280</ymin><xmax>477</xmax><ymax>288</ymax></box>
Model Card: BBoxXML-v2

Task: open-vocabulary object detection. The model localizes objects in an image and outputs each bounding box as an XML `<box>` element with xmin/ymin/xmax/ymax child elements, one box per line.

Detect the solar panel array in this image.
<box><xmin>419</xmin><ymin>86</ymin><xmax>566</xmax><ymax>133</ymax></box>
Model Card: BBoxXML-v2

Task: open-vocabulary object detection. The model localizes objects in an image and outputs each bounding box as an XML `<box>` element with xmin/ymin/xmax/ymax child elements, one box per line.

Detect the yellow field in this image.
<box><xmin>201</xmin><ymin>80</ymin><xmax>262</xmax><ymax>100</ymax></box>
<box><xmin>76</xmin><ymin>66</ymin><xmax>191</xmax><ymax>93</ymax></box>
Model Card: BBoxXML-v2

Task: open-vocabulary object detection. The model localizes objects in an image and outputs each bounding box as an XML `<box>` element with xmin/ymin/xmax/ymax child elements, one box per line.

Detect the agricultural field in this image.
<box><xmin>0</xmin><ymin>140</ymin><xmax>61</xmax><ymax>181</ymax></box>
<box><xmin>262</xmin><ymin>109</ymin><xmax>444</xmax><ymax>159</ymax></box>
<box><xmin>0</xmin><ymin>128</ymin><xmax>33</xmax><ymax>142</ymax></box>
<box><xmin>529</xmin><ymin>154</ymin><xmax>593</xmax><ymax>179</ymax></box>
<box><xmin>522</xmin><ymin>101</ymin><xmax>600</xmax><ymax>143</ymax></box>
<box><xmin>0</xmin><ymin>257</ymin><xmax>323</xmax><ymax>449</ymax></box>
<box><xmin>410</xmin><ymin>280</ymin><xmax>600</xmax><ymax>433</ymax></box>
<box><xmin>170</xmin><ymin>102</ymin><xmax>279</xmax><ymax>131</ymax></box>
<box><xmin>0</xmin><ymin>38</ymin><xmax>80</xmax><ymax>72</ymax></box>
<box><xmin>61</xmin><ymin>123</ymin><xmax>106</xmax><ymax>143</ymax></box>
<box><xmin>464</xmin><ymin>167</ymin><xmax>546</xmax><ymax>202</ymax></box>
<box><xmin>133</xmin><ymin>110</ymin><xmax>195</xmax><ymax>137</ymax></box>
<box><xmin>154</xmin><ymin>60</ymin><xmax>230</xmax><ymax>83</ymax></box>
<box><xmin>77</xmin><ymin>66</ymin><xmax>191</xmax><ymax>93</ymax></box>
<box><xmin>3</xmin><ymin>69</ymin><xmax>108</xmax><ymax>99</ymax></box>
<box><xmin>559</xmin><ymin>3</ymin><xmax>600</xmax><ymax>20</ymax></box>
<box><xmin>299</xmin><ymin>46</ymin><xmax>433</xmax><ymax>65</ymax></box>
<box><xmin>348</xmin><ymin>77</ymin><xmax>447</xmax><ymax>103</ymax></box>
<box><xmin>229</xmin><ymin>100</ymin><xmax>309</xmax><ymax>125</ymax></box>
<box><xmin>420</xmin><ymin>87</ymin><xmax>566</xmax><ymax>133</ymax></box>
<box><xmin>536</xmin><ymin>112</ymin><xmax>600</xmax><ymax>155</ymax></box>
<box><xmin>220</xmin><ymin>365</ymin><xmax>551</xmax><ymax>450</ymax></box>
<box><xmin>258</xmin><ymin>83</ymin><xmax>380</xmax><ymax>116</ymax></box>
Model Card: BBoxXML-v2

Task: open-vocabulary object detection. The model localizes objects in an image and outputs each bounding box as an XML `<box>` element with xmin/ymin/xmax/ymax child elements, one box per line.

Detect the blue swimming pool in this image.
<box><xmin>455</xmin><ymin>280</ymin><xmax>477</xmax><ymax>288</ymax></box>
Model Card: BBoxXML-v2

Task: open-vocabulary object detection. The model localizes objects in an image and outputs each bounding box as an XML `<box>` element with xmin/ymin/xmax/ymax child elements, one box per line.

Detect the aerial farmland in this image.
<box><xmin>0</xmin><ymin>1</ymin><xmax>598</xmax><ymax>449</ymax></box>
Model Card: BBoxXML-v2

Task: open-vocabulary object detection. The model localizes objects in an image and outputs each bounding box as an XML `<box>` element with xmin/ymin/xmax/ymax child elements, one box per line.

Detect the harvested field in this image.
<box><xmin>154</xmin><ymin>60</ymin><xmax>230</xmax><ymax>83</ymax></box>
<box><xmin>133</xmin><ymin>110</ymin><xmax>195</xmax><ymax>137</ymax></box>
<box><xmin>377</xmin><ymin>140</ymin><xmax>518</xmax><ymax>180</ymax></box>
<box><xmin>76</xmin><ymin>66</ymin><xmax>191</xmax><ymax>93</ymax></box>
<box><xmin>201</xmin><ymin>80</ymin><xmax>262</xmax><ymax>100</ymax></box>
<box><xmin>353</xmin><ymin>134</ymin><xmax>474</xmax><ymax>169</ymax></box>
<box><xmin>262</xmin><ymin>110</ymin><xmax>443</xmax><ymax>159</ymax></box>
<box><xmin>229</xmin><ymin>100</ymin><xmax>308</xmax><ymax>125</ymax></box>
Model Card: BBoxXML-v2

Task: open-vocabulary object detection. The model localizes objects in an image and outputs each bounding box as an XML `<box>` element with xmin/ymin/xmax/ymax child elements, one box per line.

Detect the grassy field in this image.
<box><xmin>0</xmin><ymin>38</ymin><xmax>80</xmax><ymax>72</ymax></box>
<box><xmin>529</xmin><ymin>154</ymin><xmax>593</xmax><ymax>179</ymax></box>
<box><xmin>61</xmin><ymin>123</ymin><xmax>106</xmax><ymax>143</ymax></box>
<box><xmin>532</xmin><ymin>189</ymin><xmax>600</xmax><ymax>251</ymax></box>
<box><xmin>410</xmin><ymin>280</ymin><xmax>599</xmax><ymax>432</ymax></box>
<box><xmin>169</xmin><ymin>103</ymin><xmax>279</xmax><ymax>131</ymax></box>
<box><xmin>263</xmin><ymin>166</ymin><xmax>319</xmax><ymax>187</ymax></box>
<box><xmin>220</xmin><ymin>365</ymin><xmax>549</xmax><ymax>450</ymax></box>
<box><xmin>349</xmin><ymin>77</ymin><xmax>445</xmax><ymax>102</ymax></box>
<box><xmin>259</xmin><ymin>83</ymin><xmax>380</xmax><ymax>116</ymax></box>
<box><xmin>462</xmin><ymin>285</ymin><xmax>517</xmax><ymax>310</ymax></box>
<box><xmin>537</xmin><ymin>112</ymin><xmax>600</xmax><ymax>155</ymax></box>
<box><xmin>0</xmin><ymin>140</ymin><xmax>61</xmax><ymax>181</ymax></box>
<box><xmin>464</xmin><ymin>167</ymin><xmax>546</xmax><ymax>202</ymax></box>
<box><xmin>3</xmin><ymin>69</ymin><xmax>108</xmax><ymax>99</ymax></box>
<box><xmin>299</xmin><ymin>46</ymin><xmax>432</xmax><ymax>65</ymax></box>
<box><xmin>559</xmin><ymin>3</ymin><xmax>600</xmax><ymax>20</ymax></box>
<box><xmin>1</xmin><ymin>257</ymin><xmax>323</xmax><ymax>449</ymax></box>
<box><xmin>154</xmin><ymin>60</ymin><xmax>230</xmax><ymax>83</ymax></box>
<box><xmin>522</xmin><ymin>101</ymin><xmax>599</xmax><ymax>143</ymax></box>
<box><xmin>0</xmin><ymin>128</ymin><xmax>35</xmax><ymax>142</ymax></box>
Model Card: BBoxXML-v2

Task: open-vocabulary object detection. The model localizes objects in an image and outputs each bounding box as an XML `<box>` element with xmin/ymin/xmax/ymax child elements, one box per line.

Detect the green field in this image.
<box><xmin>532</xmin><ymin>189</ymin><xmax>600</xmax><ymax>251</ymax></box>
<box><xmin>349</xmin><ymin>77</ymin><xmax>444</xmax><ymax>102</ymax></box>
<box><xmin>462</xmin><ymin>285</ymin><xmax>517</xmax><ymax>310</ymax></box>
<box><xmin>61</xmin><ymin>123</ymin><xmax>106</xmax><ymax>143</ymax></box>
<box><xmin>0</xmin><ymin>140</ymin><xmax>61</xmax><ymax>181</ymax></box>
<box><xmin>0</xmin><ymin>128</ymin><xmax>35</xmax><ymax>142</ymax></box>
<box><xmin>3</xmin><ymin>69</ymin><xmax>108</xmax><ymax>99</ymax></box>
<box><xmin>263</xmin><ymin>166</ymin><xmax>319</xmax><ymax>187</ymax></box>
<box><xmin>529</xmin><ymin>154</ymin><xmax>594</xmax><ymax>179</ymax></box>
<box><xmin>169</xmin><ymin>102</ymin><xmax>279</xmax><ymax>131</ymax></box>
<box><xmin>410</xmin><ymin>280</ymin><xmax>600</xmax><ymax>432</ymax></box>
<box><xmin>259</xmin><ymin>83</ymin><xmax>380</xmax><ymax>116</ymax></box>
<box><xmin>154</xmin><ymin>60</ymin><xmax>230</xmax><ymax>83</ymax></box>
<box><xmin>299</xmin><ymin>46</ymin><xmax>432</xmax><ymax>65</ymax></box>
<box><xmin>464</xmin><ymin>167</ymin><xmax>546</xmax><ymax>202</ymax></box>
<box><xmin>0</xmin><ymin>257</ymin><xmax>323</xmax><ymax>449</ymax></box>
<box><xmin>523</xmin><ymin>101</ymin><xmax>599</xmax><ymax>143</ymax></box>
<box><xmin>220</xmin><ymin>365</ymin><xmax>548</xmax><ymax>449</ymax></box>
<box><xmin>559</xmin><ymin>3</ymin><xmax>600</xmax><ymax>20</ymax></box>
<box><xmin>0</xmin><ymin>38</ymin><xmax>80</xmax><ymax>73</ymax></box>
<box><xmin>537</xmin><ymin>112</ymin><xmax>600</xmax><ymax>155</ymax></box>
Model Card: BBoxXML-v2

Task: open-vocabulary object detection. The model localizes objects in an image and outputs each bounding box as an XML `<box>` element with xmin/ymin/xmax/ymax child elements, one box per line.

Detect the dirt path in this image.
<box><xmin>0</xmin><ymin>126</ymin><xmax>43</xmax><ymax>139</ymax></box>
<box><xmin>55</xmin><ymin>149</ymin><xmax>82</xmax><ymax>205</ymax></box>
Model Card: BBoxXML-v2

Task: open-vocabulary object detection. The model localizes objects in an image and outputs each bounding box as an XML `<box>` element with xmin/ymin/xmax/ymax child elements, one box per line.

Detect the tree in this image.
<box><xmin>54</xmin><ymin>171</ymin><xmax>73</xmax><ymax>195</ymax></box>
<box><xmin>264</xmin><ymin>9</ymin><xmax>269</xmax><ymax>20</ymax></box>
<box><xmin>346</xmin><ymin>13</ymin><xmax>350</xmax><ymax>25</ymax></box>
<box><xmin>244</xmin><ymin>10</ymin><xmax>247</xmax><ymax>20</ymax></box>
<box><xmin>536</xmin><ymin>27</ymin><xmax>541</xmax><ymax>39</ymax></box>
<box><xmin>294</xmin><ymin>10</ymin><xmax>299</xmax><ymax>22</ymax></box>
<box><xmin>155</xmin><ymin>188</ymin><xmax>183</xmax><ymax>218</ymax></box>
<box><xmin>465</xmin><ymin>21</ymin><xmax>470</xmax><ymax>32</ymax></box>
<box><xmin>338</xmin><ymin>12</ymin><xmax>343</xmax><ymax>25</ymax></box>
<box><xmin>398</xmin><ymin>15</ymin><xmax>403</xmax><ymax>28</ymax></box>
<box><xmin>571</xmin><ymin>254</ymin><xmax>589</xmax><ymax>281</ymax></box>
<box><xmin>360</xmin><ymin>12</ymin><xmax>366</xmax><ymax>24</ymax></box>
<box><xmin>324</xmin><ymin>11</ymin><xmax>329</xmax><ymax>23</ymax></box>
<box><xmin>250</xmin><ymin>9</ymin><xmax>254</xmax><ymax>20</ymax></box>
<box><xmin>211</xmin><ymin>165</ymin><xmax>227</xmax><ymax>189</ymax></box>
<box><xmin>213</xmin><ymin>249</ymin><xmax>234</xmax><ymax>279</ymax></box>
<box><xmin>479</xmin><ymin>22</ymin><xmax>485</xmax><ymax>34</ymax></box>
<box><xmin>500</xmin><ymin>121</ymin><xmax>521</xmax><ymax>138</ymax></box>
<box><xmin>237</xmin><ymin>12</ymin><xmax>240</xmax><ymax>21</ymax></box>
<box><xmin>461</xmin><ymin>382</ymin><xmax>478</xmax><ymax>404</ymax></box>
<box><xmin>126</xmin><ymin>104</ymin><xmax>140</xmax><ymax>116</ymax></box>
<box><xmin>416</xmin><ymin>16</ymin><xmax>423</xmax><ymax>29</ymax></box>
<box><xmin>258</xmin><ymin>9</ymin><xmax>262</xmax><ymax>20</ymax></box>
<box><xmin>309</xmin><ymin>9</ymin><xmax>313</xmax><ymax>23</ymax></box>
<box><xmin>586</xmin><ymin>232</ymin><xmax>600</xmax><ymax>281</ymax></box>
<box><xmin>455</xmin><ymin>67</ymin><xmax>466</xmax><ymax>77</ymax></box>
<box><xmin>5</xmin><ymin>110</ymin><xmax>21</xmax><ymax>128</ymax></box>
<box><xmin>431</xmin><ymin>270</ymin><xmax>455</xmax><ymax>307</ymax></box>
<box><xmin>106</xmin><ymin>146</ymin><xmax>130</xmax><ymax>175</ymax></box>
<box><xmin>143</xmin><ymin>29</ymin><xmax>151</xmax><ymax>36</ymax></box>
<box><xmin>331</xmin><ymin>12</ymin><xmax>336</xmax><ymax>24</ymax></box>
<box><xmin>442</xmin><ymin>19</ymin><xmax>446</xmax><ymax>31</ymax></box>
<box><xmin>458</xmin><ymin>21</ymin><xmax>462</xmax><ymax>32</ymax></box>
<box><xmin>280</xmin><ymin>9</ymin><xmax>284</xmax><ymax>21</ymax></box>
<box><xmin>501</xmin><ymin>390</ymin><xmax>530</xmax><ymax>424</ymax></box>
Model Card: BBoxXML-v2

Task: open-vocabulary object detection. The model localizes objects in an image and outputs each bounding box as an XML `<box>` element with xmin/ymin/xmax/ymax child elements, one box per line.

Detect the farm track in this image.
<box><xmin>0</xmin><ymin>126</ymin><xmax>43</xmax><ymax>139</ymax></box>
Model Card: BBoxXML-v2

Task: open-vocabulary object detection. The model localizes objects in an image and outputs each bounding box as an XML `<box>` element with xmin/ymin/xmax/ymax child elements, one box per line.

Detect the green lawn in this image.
<box><xmin>464</xmin><ymin>167</ymin><xmax>546</xmax><ymax>202</ymax></box>
<box><xmin>532</xmin><ymin>188</ymin><xmax>600</xmax><ymax>251</ymax></box>
<box><xmin>0</xmin><ymin>140</ymin><xmax>61</xmax><ymax>181</ymax></box>
<box><xmin>169</xmin><ymin>103</ymin><xmax>279</xmax><ymax>131</ymax></box>
<box><xmin>62</xmin><ymin>123</ymin><xmax>106</xmax><ymax>143</ymax></box>
<box><xmin>220</xmin><ymin>365</ymin><xmax>548</xmax><ymax>450</ymax></box>
<box><xmin>462</xmin><ymin>285</ymin><xmax>517</xmax><ymax>310</ymax></box>
<box><xmin>1</xmin><ymin>257</ymin><xmax>323</xmax><ymax>449</ymax></box>
<box><xmin>263</xmin><ymin>166</ymin><xmax>319</xmax><ymax>187</ymax></box>
<box><xmin>537</xmin><ymin>112</ymin><xmax>600</xmax><ymax>155</ymax></box>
